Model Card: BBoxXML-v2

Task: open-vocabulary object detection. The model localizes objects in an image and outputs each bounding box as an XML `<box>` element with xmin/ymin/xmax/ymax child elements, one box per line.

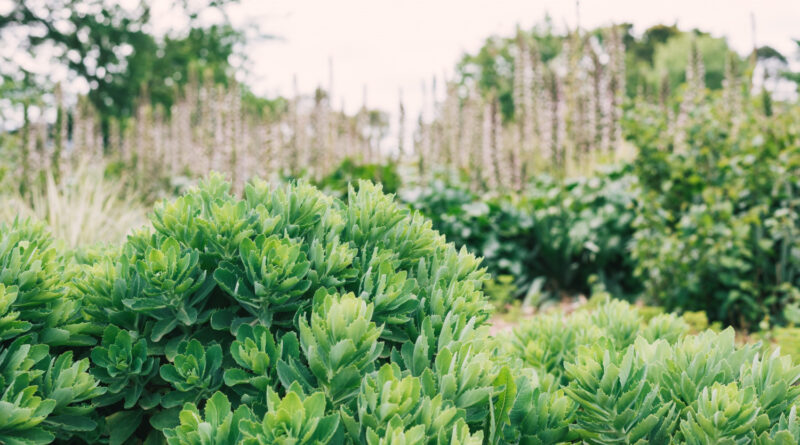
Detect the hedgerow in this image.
<box><xmin>2</xmin><ymin>175</ymin><xmax>800</xmax><ymax>444</ymax></box>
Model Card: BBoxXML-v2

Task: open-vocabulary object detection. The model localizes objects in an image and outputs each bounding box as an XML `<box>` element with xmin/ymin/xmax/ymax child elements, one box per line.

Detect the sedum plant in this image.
<box><xmin>67</xmin><ymin>175</ymin><xmax>507</xmax><ymax>443</ymax></box>
<box><xmin>163</xmin><ymin>392</ymin><xmax>250</xmax><ymax>445</ymax></box>
<box><xmin>9</xmin><ymin>174</ymin><xmax>800</xmax><ymax>444</ymax></box>
<box><xmin>565</xmin><ymin>346</ymin><xmax>678</xmax><ymax>444</ymax></box>
<box><xmin>0</xmin><ymin>219</ymin><xmax>104</xmax><ymax>444</ymax></box>
<box><xmin>680</xmin><ymin>382</ymin><xmax>764</xmax><ymax>444</ymax></box>
<box><xmin>298</xmin><ymin>291</ymin><xmax>383</xmax><ymax>405</ymax></box>
<box><xmin>90</xmin><ymin>326</ymin><xmax>157</xmax><ymax>409</ymax></box>
<box><xmin>504</xmin><ymin>296</ymin><xmax>800</xmax><ymax>444</ymax></box>
<box><xmin>238</xmin><ymin>388</ymin><xmax>339</xmax><ymax>444</ymax></box>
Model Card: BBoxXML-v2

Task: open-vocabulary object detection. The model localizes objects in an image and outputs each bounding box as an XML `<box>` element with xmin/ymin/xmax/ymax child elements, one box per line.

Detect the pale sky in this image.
<box><xmin>207</xmin><ymin>0</ymin><xmax>800</xmax><ymax>121</ymax></box>
<box><xmin>2</xmin><ymin>0</ymin><xmax>799</xmax><ymax>133</ymax></box>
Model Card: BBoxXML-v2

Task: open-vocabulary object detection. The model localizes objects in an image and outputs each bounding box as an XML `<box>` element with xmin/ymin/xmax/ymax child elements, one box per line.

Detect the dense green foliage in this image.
<box><xmin>507</xmin><ymin>296</ymin><xmax>800</xmax><ymax>444</ymax></box>
<box><xmin>402</xmin><ymin>168</ymin><xmax>641</xmax><ymax>302</ymax></box>
<box><xmin>398</xmin><ymin>93</ymin><xmax>800</xmax><ymax>332</ymax></box>
<box><xmin>2</xmin><ymin>175</ymin><xmax>800</xmax><ymax>444</ymax></box>
<box><xmin>312</xmin><ymin>159</ymin><xmax>402</xmax><ymax>200</ymax></box>
<box><xmin>0</xmin><ymin>0</ymin><xmax>245</xmax><ymax>120</ymax></box>
<box><xmin>0</xmin><ymin>219</ymin><xmax>103</xmax><ymax>444</ymax></box>
<box><xmin>628</xmin><ymin>99</ymin><xmax>800</xmax><ymax>329</ymax></box>
<box><xmin>67</xmin><ymin>176</ymin><xmax>500</xmax><ymax>443</ymax></box>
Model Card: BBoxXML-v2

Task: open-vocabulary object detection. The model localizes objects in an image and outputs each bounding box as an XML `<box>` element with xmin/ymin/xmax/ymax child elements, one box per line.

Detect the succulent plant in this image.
<box><xmin>159</xmin><ymin>339</ymin><xmax>225</xmax><ymax>409</ymax></box>
<box><xmin>164</xmin><ymin>391</ymin><xmax>251</xmax><ymax>445</ymax></box>
<box><xmin>238</xmin><ymin>389</ymin><xmax>339</xmax><ymax>445</ymax></box>
<box><xmin>90</xmin><ymin>326</ymin><xmax>158</xmax><ymax>408</ymax></box>
<box><xmin>298</xmin><ymin>291</ymin><xmax>383</xmax><ymax>405</ymax></box>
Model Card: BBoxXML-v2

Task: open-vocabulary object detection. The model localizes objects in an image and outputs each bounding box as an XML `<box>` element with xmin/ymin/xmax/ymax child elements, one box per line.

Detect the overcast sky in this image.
<box><xmin>199</xmin><ymin>0</ymin><xmax>800</xmax><ymax>122</ymax></box>
<box><xmin>2</xmin><ymin>0</ymin><xmax>798</xmax><ymax>133</ymax></box>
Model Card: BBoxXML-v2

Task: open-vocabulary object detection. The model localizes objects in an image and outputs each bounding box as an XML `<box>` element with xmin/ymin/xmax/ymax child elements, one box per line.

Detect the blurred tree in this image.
<box><xmin>622</xmin><ymin>24</ymin><xmax>681</xmax><ymax>96</ymax></box>
<box><xmin>456</xmin><ymin>16</ymin><xmax>564</xmax><ymax>122</ymax></box>
<box><xmin>0</xmin><ymin>0</ymin><xmax>244</xmax><ymax>122</ymax></box>
<box><xmin>454</xmin><ymin>20</ymin><xmax>736</xmax><ymax>121</ymax></box>
<box><xmin>781</xmin><ymin>40</ymin><xmax>800</xmax><ymax>92</ymax></box>
<box><xmin>645</xmin><ymin>31</ymin><xmax>736</xmax><ymax>93</ymax></box>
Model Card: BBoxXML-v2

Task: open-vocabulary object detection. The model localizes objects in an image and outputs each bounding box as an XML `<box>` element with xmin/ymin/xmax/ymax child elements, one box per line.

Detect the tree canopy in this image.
<box><xmin>0</xmin><ymin>0</ymin><xmax>244</xmax><ymax>120</ymax></box>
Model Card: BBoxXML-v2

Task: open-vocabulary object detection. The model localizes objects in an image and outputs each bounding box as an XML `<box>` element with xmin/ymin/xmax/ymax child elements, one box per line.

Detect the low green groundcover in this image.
<box><xmin>1</xmin><ymin>175</ymin><xmax>799</xmax><ymax>444</ymax></box>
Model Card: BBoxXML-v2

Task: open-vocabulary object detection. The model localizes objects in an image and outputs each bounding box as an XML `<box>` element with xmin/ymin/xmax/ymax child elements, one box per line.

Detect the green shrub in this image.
<box><xmin>630</xmin><ymin>100</ymin><xmax>800</xmax><ymax>329</ymax></box>
<box><xmin>312</xmin><ymin>158</ymin><xmax>402</xmax><ymax>200</ymax></box>
<box><xmin>403</xmin><ymin>167</ymin><xmax>641</xmax><ymax>302</ymax></box>
<box><xmin>69</xmin><ymin>175</ymin><xmax>509</xmax><ymax>443</ymax></box>
<box><xmin>0</xmin><ymin>219</ymin><xmax>103</xmax><ymax>444</ymax></box>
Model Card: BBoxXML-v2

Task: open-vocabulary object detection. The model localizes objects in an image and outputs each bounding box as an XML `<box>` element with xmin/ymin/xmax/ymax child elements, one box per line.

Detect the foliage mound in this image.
<box><xmin>506</xmin><ymin>296</ymin><xmax>800</xmax><ymax>444</ymax></box>
<box><xmin>3</xmin><ymin>174</ymin><xmax>800</xmax><ymax>444</ymax></box>
<box><xmin>59</xmin><ymin>175</ymin><xmax>500</xmax><ymax>443</ymax></box>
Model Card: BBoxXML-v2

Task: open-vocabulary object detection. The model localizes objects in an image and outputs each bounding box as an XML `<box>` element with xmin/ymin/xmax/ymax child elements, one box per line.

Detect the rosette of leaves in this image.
<box><xmin>756</xmin><ymin>407</ymin><xmax>800</xmax><ymax>445</ymax></box>
<box><xmin>505</xmin><ymin>380</ymin><xmax>578</xmax><ymax>445</ymax></box>
<box><xmin>0</xmin><ymin>338</ymin><xmax>57</xmax><ymax>444</ymax></box>
<box><xmin>244</xmin><ymin>179</ymin><xmax>332</xmax><ymax>241</ymax></box>
<box><xmin>342</xmin><ymin>182</ymin><xmax>407</xmax><ymax>253</ymax></box>
<box><xmin>739</xmin><ymin>350</ymin><xmax>800</xmax><ymax>425</ymax></box>
<box><xmin>163</xmin><ymin>391</ymin><xmax>251</xmax><ymax>445</ymax></box>
<box><xmin>156</xmin><ymin>175</ymin><xmax>264</xmax><ymax>264</ymax></box>
<box><xmin>414</xmin><ymin>245</ymin><xmax>491</xmax><ymax>338</ymax></box>
<box><xmin>343</xmin><ymin>363</ymin><xmax>462</xmax><ymax>442</ymax></box>
<box><xmin>0</xmin><ymin>220</ymin><xmax>105</xmax><ymax>443</ymax></box>
<box><xmin>159</xmin><ymin>339</ymin><xmax>224</xmax><ymax>410</ymax></box>
<box><xmin>510</xmin><ymin>314</ymin><xmax>579</xmax><ymax>382</ymax></box>
<box><xmin>38</xmin><ymin>351</ymin><xmax>106</xmax><ymax>434</ymax></box>
<box><xmin>0</xmin><ymin>283</ymin><xmax>29</xmax><ymax>341</ymax></box>
<box><xmin>354</xmin><ymin>364</ymin><xmax>424</xmax><ymax>437</ymax></box>
<box><xmin>74</xmin><ymin>249</ymin><xmax>145</xmax><ymax>333</ymax></box>
<box><xmin>0</xmin><ymin>218</ymin><xmax>93</xmax><ymax>347</ymax></box>
<box><xmin>128</xmin><ymin>237</ymin><xmax>216</xmax><ymax>342</ymax></box>
<box><xmin>680</xmin><ymin>382</ymin><xmax>765</xmax><ymax>444</ymax></box>
<box><xmin>0</xmin><ymin>219</ymin><xmax>64</xmax><ymax>326</ymax></box>
<box><xmin>381</xmin><ymin>210</ymin><xmax>439</xmax><ymax>271</ymax></box>
<box><xmin>357</xmin><ymin>250</ymin><xmax>419</xmax><ymax>343</ymax></box>
<box><xmin>433</xmin><ymin>339</ymin><xmax>499</xmax><ymax>427</ymax></box>
<box><xmin>587</xmin><ymin>298</ymin><xmax>642</xmax><ymax>350</ymax></box>
<box><xmin>653</xmin><ymin>329</ymin><xmax>758</xmax><ymax>412</ymax></box>
<box><xmin>214</xmin><ymin>234</ymin><xmax>311</xmax><ymax>327</ymax></box>
<box><xmin>297</xmin><ymin>291</ymin><xmax>383</xmax><ymax>405</ymax></box>
<box><xmin>641</xmin><ymin>313</ymin><xmax>690</xmax><ymax>344</ymax></box>
<box><xmin>193</xmin><ymin>200</ymin><xmax>261</xmax><ymax>264</ymax></box>
<box><xmin>0</xmin><ymin>337</ymin><xmax>105</xmax><ymax>443</ymax></box>
<box><xmin>223</xmin><ymin>324</ymin><xmax>279</xmax><ymax>398</ymax></box>
<box><xmin>564</xmin><ymin>345</ymin><xmax>679</xmax><ymax>444</ymax></box>
<box><xmin>150</xmin><ymin>173</ymin><xmax>233</xmax><ymax>253</ymax></box>
<box><xmin>90</xmin><ymin>325</ymin><xmax>158</xmax><ymax>409</ymax></box>
<box><xmin>238</xmin><ymin>387</ymin><xmax>339</xmax><ymax>444</ymax></box>
<box><xmin>305</xmin><ymin>233</ymin><xmax>358</xmax><ymax>290</ymax></box>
